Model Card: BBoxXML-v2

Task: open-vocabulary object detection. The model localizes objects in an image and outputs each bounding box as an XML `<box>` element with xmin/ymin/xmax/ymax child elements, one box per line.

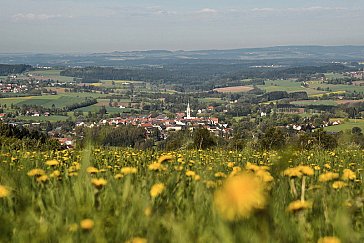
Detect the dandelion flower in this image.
<box><xmin>126</xmin><ymin>237</ymin><xmax>147</xmax><ymax>243</ymax></box>
<box><xmin>0</xmin><ymin>185</ymin><xmax>10</xmax><ymax>198</ymax></box>
<box><xmin>27</xmin><ymin>169</ymin><xmax>45</xmax><ymax>177</ymax></box>
<box><xmin>298</xmin><ymin>165</ymin><xmax>314</xmax><ymax>176</ymax></box>
<box><xmin>36</xmin><ymin>175</ymin><xmax>49</xmax><ymax>183</ymax></box>
<box><xmin>317</xmin><ymin>236</ymin><xmax>341</xmax><ymax>243</ymax></box>
<box><xmin>148</xmin><ymin>163</ymin><xmax>165</xmax><ymax>171</ymax></box>
<box><xmin>150</xmin><ymin>183</ymin><xmax>165</xmax><ymax>198</ymax></box>
<box><xmin>255</xmin><ymin>170</ymin><xmax>274</xmax><ymax>183</ymax></box>
<box><xmin>157</xmin><ymin>154</ymin><xmax>174</xmax><ymax>163</ymax></box>
<box><xmin>91</xmin><ymin>178</ymin><xmax>107</xmax><ymax>189</ymax></box>
<box><xmin>332</xmin><ymin>181</ymin><xmax>347</xmax><ymax>189</ymax></box>
<box><xmin>114</xmin><ymin>173</ymin><xmax>123</xmax><ymax>180</ymax></box>
<box><xmin>80</xmin><ymin>219</ymin><xmax>94</xmax><ymax>230</ymax></box>
<box><xmin>86</xmin><ymin>166</ymin><xmax>99</xmax><ymax>174</ymax></box>
<box><xmin>283</xmin><ymin>168</ymin><xmax>302</xmax><ymax>178</ymax></box>
<box><xmin>214</xmin><ymin>172</ymin><xmax>227</xmax><ymax>178</ymax></box>
<box><xmin>45</xmin><ymin>159</ymin><xmax>59</xmax><ymax>166</ymax></box>
<box><xmin>342</xmin><ymin>169</ymin><xmax>356</xmax><ymax>181</ymax></box>
<box><xmin>319</xmin><ymin>172</ymin><xmax>339</xmax><ymax>182</ymax></box>
<box><xmin>214</xmin><ymin>172</ymin><xmax>267</xmax><ymax>221</ymax></box>
<box><xmin>185</xmin><ymin>170</ymin><xmax>196</xmax><ymax>177</ymax></box>
<box><xmin>121</xmin><ymin>167</ymin><xmax>137</xmax><ymax>175</ymax></box>
<box><xmin>50</xmin><ymin>170</ymin><xmax>61</xmax><ymax>178</ymax></box>
<box><xmin>287</xmin><ymin>200</ymin><xmax>312</xmax><ymax>213</ymax></box>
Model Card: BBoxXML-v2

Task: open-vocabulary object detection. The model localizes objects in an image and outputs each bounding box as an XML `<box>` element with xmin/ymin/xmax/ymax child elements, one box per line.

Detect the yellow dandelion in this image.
<box><xmin>86</xmin><ymin>166</ymin><xmax>99</xmax><ymax>174</ymax></box>
<box><xmin>50</xmin><ymin>170</ymin><xmax>61</xmax><ymax>178</ymax></box>
<box><xmin>319</xmin><ymin>172</ymin><xmax>339</xmax><ymax>182</ymax></box>
<box><xmin>45</xmin><ymin>159</ymin><xmax>59</xmax><ymax>166</ymax></box>
<box><xmin>283</xmin><ymin>168</ymin><xmax>302</xmax><ymax>178</ymax></box>
<box><xmin>214</xmin><ymin>172</ymin><xmax>267</xmax><ymax>221</ymax></box>
<box><xmin>204</xmin><ymin>180</ymin><xmax>217</xmax><ymax>189</ymax></box>
<box><xmin>317</xmin><ymin>236</ymin><xmax>341</xmax><ymax>243</ymax></box>
<box><xmin>36</xmin><ymin>175</ymin><xmax>49</xmax><ymax>183</ymax></box>
<box><xmin>157</xmin><ymin>154</ymin><xmax>174</xmax><ymax>163</ymax></box>
<box><xmin>287</xmin><ymin>200</ymin><xmax>313</xmax><ymax>213</ymax></box>
<box><xmin>121</xmin><ymin>167</ymin><xmax>138</xmax><ymax>175</ymax></box>
<box><xmin>185</xmin><ymin>170</ymin><xmax>196</xmax><ymax>177</ymax></box>
<box><xmin>125</xmin><ymin>237</ymin><xmax>147</xmax><ymax>243</ymax></box>
<box><xmin>332</xmin><ymin>181</ymin><xmax>347</xmax><ymax>189</ymax></box>
<box><xmin>0</xmin><ymin>185</ymin><xmax>10</xmax><ymax>198</ymax></box>
<box><xmin>342</xmin><ymin>169</ymin><xmax>356</xmax><ymax>181</ymax></box>
<box><xmin>255</xmin><ymin>170</ymin><xmax>274</xmax><ymax>183</ymax></box>
<box><xmin>227</xmin><ymin>162</ymin><xmax>235</xmax><ymax>168</ymax></box>
<box><xmin>214</xmin><ymin>172</ymin><xmax>227</xmax><ymax>178</ymax></box>
<box><xmin>298</xmin><ymin>165</ymin><xmax>314</xmax><ymax>176</ymax></box>
<box><xmin>91</xmin><ymin>178</ymin><xmax>107</xmax><ymax>189</ymax></box>
<box><xmin>194</xmin><ymin>175</ymin><xmax>201</xmax><ymax>181</ymax></box>
<box><xmin>80</xmin><ymin>218</ymin><xmax>94</xmax><ymax>230</ymax></box>
<box><xmin>148</xmin><ymin>162</ymin><xmax>165</xmax><ymax>171</ymax></box>
<box><xmin>27</xmin><ymin>169</ymin><xmax>45</xmax><ymax>177</ymax></box>
<box><xmin>114</xmin><ymin>173</ymin><xmax>123</xmax><ymax>180</ymax></box>
<box><xmin>150</xmin><ymin>183</ymin><xmax>165</xmax><ymax>198</ymax></box>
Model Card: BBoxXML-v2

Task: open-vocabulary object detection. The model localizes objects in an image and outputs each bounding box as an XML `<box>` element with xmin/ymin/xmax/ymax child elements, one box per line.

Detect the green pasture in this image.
<box><xmin>16</xmin><ymin>115</ymin><xmax>70</xmax><ymax>122</ymax></box>
<box><xmin>324</xmin><ymin>119</ymin><xmax>364</xmax><ymax>132</ymax></box>
<box><xmin>290</xmin><ymin>100</ymin><xmax>338</xmax><ymax>107</ymax></box>
<box><xmin>257</xmin><ymin>79</ymin><xmax>324</xmax><ymax>95</ymax></box>
<box><xmin>27</xmin><ymin>70</ymin><xmax>75</xmax><ymax>83</ymax></box>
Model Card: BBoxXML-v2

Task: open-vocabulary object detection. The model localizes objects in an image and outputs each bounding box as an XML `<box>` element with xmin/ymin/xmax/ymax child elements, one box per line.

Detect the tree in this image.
<box><xmin>193</xmin><ymin>127</ymin><xmax>216</xmax><ymax>149</ymax></box>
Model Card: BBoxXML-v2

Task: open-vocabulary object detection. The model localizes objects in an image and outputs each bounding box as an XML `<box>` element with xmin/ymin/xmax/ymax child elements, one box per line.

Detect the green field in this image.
<box><xmin>290</xmin><ymin>100</ymin><xmax>338</xmax><ymax>107</ymax></box>
<box><xmin>16</xmin><ymin>115</ymin><xmax>70</xmax><ymax>122</ymax></box>
<box><xmin>27</xmin><ymin>70</ymin><xmax>75</xmax><ymax>83</ymax></box>
<box><xmin>0</xmin><ymin>93</ymin><xmax>107</xmax><ymax>109</ymax></box>
<box><xmin>308</xmin><ymin>81</ymin><xmax>364</xmax><ymax>93</ymax></box>
<box><xmin>324</xmin><ymin>119</ymin><xmax>364</xmax><ymax>132</ymax></box>
<box><xmin>257</xmin><ymin>79</ymin><xmax>324</xmax><ymax>95</ymax></box>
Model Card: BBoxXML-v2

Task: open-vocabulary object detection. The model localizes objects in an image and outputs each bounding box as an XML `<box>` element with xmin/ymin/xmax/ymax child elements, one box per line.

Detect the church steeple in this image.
<box><xmin>186</xmin><ymin>102</ymin><xmax>191</xmax><ymax>119</ymax></box>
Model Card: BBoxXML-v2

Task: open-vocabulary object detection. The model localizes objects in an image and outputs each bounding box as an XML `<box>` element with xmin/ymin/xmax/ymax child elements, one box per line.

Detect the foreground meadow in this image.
<box><xmin>0</xmin><ymin>147</ymin><xmax>363</xmax><ymax>243</ymax></box>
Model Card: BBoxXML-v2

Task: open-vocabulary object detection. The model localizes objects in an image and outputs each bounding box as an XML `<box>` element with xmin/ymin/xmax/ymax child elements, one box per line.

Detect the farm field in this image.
<box><xmin>0</xmin><ymin>148</ymin><xmax>362</xmax><ymax>242</ymax></box>
<box><xmin>0</xmin><ymin>93</ymin><xmax>108</xmax><ymax>109</ymax></box>
<box><xmin>324</xmin><ymin>119</ymin><xmax>364</xmax><ymax>132</ymax></box>
<box><xmin>213</xmin><ymin>85</ymin><xmax>254</xmax><ymax>93</ymax></box>
<box><xmin>308</xmin><ymin>81</ymin><xmax>364</xmax><ymax>93</ymax></box>
<box><xmin>290</xmin><ymin>100</ymin><xmax>338</xmax><ymax>107</ymax></box>
<box><xmin>256</xmin><ymin>80</ymin><xmax>324</xmax><ymax>95</ymax></box>
<box><xmin>27</xmin><ymin>70</ymin><xmax>75</xmax><ymax>83</ymax></box>
<box><xmin>16</xmin><ymin>115</ymin><xmax>69</xmax><ymax>122</ymax></box>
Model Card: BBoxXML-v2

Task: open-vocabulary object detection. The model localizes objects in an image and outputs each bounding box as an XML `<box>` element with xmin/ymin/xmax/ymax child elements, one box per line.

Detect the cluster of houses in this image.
<box><xmin>0</xmin><ymin>83</ymin><xmax>28</xmax><ymax>93</ymax></box>
<box><xmin>76</xmin><ymin>103</ymin><xmax>232</xmax><ymax>139</ymax></box>
<box><xmin>287</xmin><ymin>120</ymin><xmax>342</xmax><ymax>132</ymax></box>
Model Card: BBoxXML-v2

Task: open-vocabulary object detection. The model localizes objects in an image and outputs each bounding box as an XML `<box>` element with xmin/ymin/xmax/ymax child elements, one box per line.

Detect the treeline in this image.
<box><xmin>0</xmin><ymin>64</ymin><xmax>32</xmax><ymax>75</ymax></box>
<box><xmin>0</xmin><ymin>122</ymin><xmax>59</xmax><ymax>150</ymax></box>
<box><xmin>60</xmin><ymin>63</ymin><xmax>355</xmax><ymax>91</ymax></box>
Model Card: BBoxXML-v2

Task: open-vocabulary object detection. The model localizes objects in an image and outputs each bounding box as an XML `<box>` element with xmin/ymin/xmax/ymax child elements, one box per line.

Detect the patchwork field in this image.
<box><xmin>213</xmin><ymin>85</ymin><xmax>254</xmax><ymax>93</ymax></box>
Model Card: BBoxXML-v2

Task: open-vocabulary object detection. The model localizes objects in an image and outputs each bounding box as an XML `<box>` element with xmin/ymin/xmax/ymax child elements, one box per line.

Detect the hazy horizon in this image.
<box><xmin>1</xmin><ymin>0</ymin><xmax>364</xmax><ymax>53</ymax></box>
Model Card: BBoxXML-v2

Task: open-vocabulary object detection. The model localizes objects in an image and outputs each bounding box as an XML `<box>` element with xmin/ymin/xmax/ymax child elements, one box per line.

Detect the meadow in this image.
<box><xmin>324</xmin><ymin>119</ymin><xmax>364</xmax><ymax>132</ymax></box>
<box><xmin>0</xmin><ymin>147</ymin><xmax>363</xmax><ymax>242</ymax></box>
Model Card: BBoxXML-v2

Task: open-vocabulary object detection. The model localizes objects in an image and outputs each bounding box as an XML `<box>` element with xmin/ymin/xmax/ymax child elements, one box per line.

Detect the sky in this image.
<box><xmin>0</xmin><ymin>0</ymin><xmax>363</xmax><ymax>53</ymax></box>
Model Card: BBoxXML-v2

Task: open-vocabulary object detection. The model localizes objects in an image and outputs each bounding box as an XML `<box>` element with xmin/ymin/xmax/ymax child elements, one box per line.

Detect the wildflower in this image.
<box><xmin>125</xmin><ymin>237</ymin><xmax>147</xmax><ymax>243</ymax></box>
<box><xmin>255</xmin><ymin>170</ymin><xmax>274</xmax><ymax>183</ymax></box>
<box><xmin>80</xmin><ymin>219</ymin><xmax>94</xmax><ymax>230</ymax></box>
<box><xmin>214</xmin><ymin>172</ymin><xmax>227</xmax><ymax>178</ymax></box>
<box><xmin>50</xmin><ymin>170</ymin><xmax>61</xmax><ymax>178</ymax></box>
<box><xmin>27</xmin><ymin>169</ymin><xmax>45</xmax><ymax>177</ymax></box>
<box><xmin>204</xmin><ymin>180</ymin><xmax>217</xmax><ymax>189</ymax></box>
<box><xmin>287</xmin><ymin>200</ymin><xmax>312</xmax><ymax>213</ymax></box>
<box><xmin>157</xmin><ymin>154</ymin><xmax>174</xmax><ymax>163</ymax></box>
<box><xmin>319</xmin><ymin>172</ymin><xmax>339</xmax><ymax>182</ymax></box>
<box><xmin>121</xmin><ymin>167</ymin><xmax>137</xmax><ymax>175</ymax></box>
<box><xmin>150</xmin><ymin>183</ymin><xmax>165</xmax><ymax>198</ymax></box>
<box><xmin>317</xmin><ymin>236</ymin><xmax>341</xmax><ymax>243</ymax></box>
<box><xmin>214</xmin><ymin>172</ymin><xmax>267</xmax><ymax>221</ymax></box>
<box><xmin>0</xmin><ymin>185</ymin><xmax>10</xmax><ymax>198</ymax></box>
<box><xmin>185</xmin><ymin>170</ymin><xmax>196</xmax><ymax>177</ymax></box>
<box><xmin>91</xmin><ymin>178</ymin><xmax>107</xmax><ymax>189</ymax></box>
<box><xmin>148</xmin><ymin>163</ymin><xmax>165</xmax><ymax>171</ymax></box>
<box><xmin>342</xmin><ymin>169</ymin><xmax>356</xmax><ymax>181</ymax></box>
<box><xmin>45</xmin><ymin>159</ymin><xmax>59</xmax><ymax>166</ymax></box>
<box><xmin>114</xmin><ymin>173</ymin><xmax>123</xmax><ymax>180</ymax></box>
<box><xmin>87</xmin><ymin>166</ymin><xmax>99</xmax><ymax>174</ymax></box>
<box><xmin>332</xmin><ymin>181</ymin><xmax>347</xmax><ymax>189</ymax></box>
<box><xmin>283</xmin><ymin>168</ymin><xmax>302</xmax><ymax>178</ymax></box>
<box><xmin>298</xmin><ymin>165</ymin><xmax>314</xmax><ymax>176</ymax></box>
<box><xmin>36</xmin><ymin>175</ymin><xmax>49</xmax><ymax>183</ymax></box>
<box><xmin>227</xmin><ymin>162</ymin><xmax>235</xmax><ymax>168</ymax></box>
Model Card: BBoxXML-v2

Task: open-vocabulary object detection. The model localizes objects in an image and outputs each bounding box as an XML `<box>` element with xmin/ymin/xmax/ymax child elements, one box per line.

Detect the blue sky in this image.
<box><xmin>0</xmin><ymin>0</ymin><xmax>363</xmax><ymax>53</ymax></box>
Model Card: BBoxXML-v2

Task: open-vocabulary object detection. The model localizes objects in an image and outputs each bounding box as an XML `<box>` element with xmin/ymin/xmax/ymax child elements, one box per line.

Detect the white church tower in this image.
<box><xmin>186</xmin><ymin>102</ymin><xmax>191</xmax><ymax>119</ymax></box>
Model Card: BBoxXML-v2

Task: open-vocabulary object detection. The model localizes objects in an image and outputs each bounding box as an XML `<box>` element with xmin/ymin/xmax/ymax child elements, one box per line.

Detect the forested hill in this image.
<box><xmin>60</xmin><ymin>63</ymin><xmax>355</xmax><ymax>88</ymax></box>
<box><xmin>0</xmin><ymin>64</ymin><xmax>31</xmax><ymax>76</ymax></box>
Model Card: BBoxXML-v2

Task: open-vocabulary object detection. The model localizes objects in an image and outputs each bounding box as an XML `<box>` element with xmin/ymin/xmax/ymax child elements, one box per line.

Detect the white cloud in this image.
<box><xmin>196</xmin><ymin>8</ymin><xmax>218</xmax><ymax>14</ymax></box>
<box><xmin>12</xmin><ymin>13</ymin><xmax>72</xmax><ymax>21</ymax></box>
